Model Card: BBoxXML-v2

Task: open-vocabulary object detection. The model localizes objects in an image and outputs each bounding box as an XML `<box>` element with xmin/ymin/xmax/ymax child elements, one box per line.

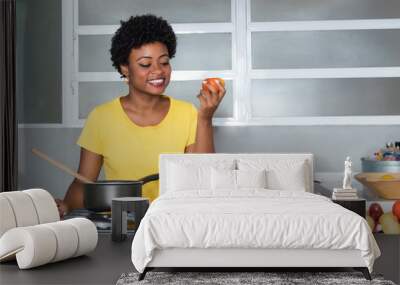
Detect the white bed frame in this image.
<box><xmin>140</xmin><ymin>154</ymin><xmax>370</xmax><ymax>280</ymax></box>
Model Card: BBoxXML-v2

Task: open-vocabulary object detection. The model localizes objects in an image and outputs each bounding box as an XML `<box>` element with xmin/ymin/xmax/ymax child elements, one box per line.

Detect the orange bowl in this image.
<box><xmin>355</xmin><ymin>172</ymin><xmax>400</xmax><ymax>199</ymax></box>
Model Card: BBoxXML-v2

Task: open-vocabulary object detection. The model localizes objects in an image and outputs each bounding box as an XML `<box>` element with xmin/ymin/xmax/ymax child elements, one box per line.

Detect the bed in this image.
<box><xmin>131</xmin><ymin>153</ymin><xmax>380</xmax><ymax>280</ymax></box>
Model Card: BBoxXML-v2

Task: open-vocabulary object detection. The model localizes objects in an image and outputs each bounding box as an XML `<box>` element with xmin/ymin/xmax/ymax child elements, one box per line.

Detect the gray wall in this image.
<box><xmin>15</xmin><ymin>0</ymin><xmax>400</xmax><ymax>200</ymax></box>
<box><xmin>19</xmin><ymin>125</ymin><xmax>399</xmax><ymax>199</ymax></box>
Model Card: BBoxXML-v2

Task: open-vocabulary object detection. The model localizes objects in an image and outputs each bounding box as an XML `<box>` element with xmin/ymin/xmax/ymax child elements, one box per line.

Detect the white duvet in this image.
<box><xmin>131</xmin><ymin>190</ymin><xmax>380</xmax><ymax>273</ymax></box>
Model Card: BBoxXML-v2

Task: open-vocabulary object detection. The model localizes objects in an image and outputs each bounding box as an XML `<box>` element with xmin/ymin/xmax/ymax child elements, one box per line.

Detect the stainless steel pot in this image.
<box><xmin>31</xmin><ymin>148</ymin><xmax>159</xmax><ymax>212</ymax></box>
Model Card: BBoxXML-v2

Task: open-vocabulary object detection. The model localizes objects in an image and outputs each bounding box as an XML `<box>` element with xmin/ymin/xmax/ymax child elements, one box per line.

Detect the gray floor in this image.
<box><xmin>0</xmin><ymin>234</ymin><xmax>134</xmax><ymax>285</ymax></box>
<box><xmin>1</xmin><ymin>234</ymin><xmax>398</xmax><ymax>285</ymax></box>
<box><xmin>373</xmin><ymin>234</ymin><xmax>400</xmax><ymax>285</ymax></box>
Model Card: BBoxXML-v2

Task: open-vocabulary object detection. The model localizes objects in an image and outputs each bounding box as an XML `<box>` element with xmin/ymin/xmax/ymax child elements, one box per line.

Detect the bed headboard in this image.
<box><xmin>159</xmin><ymin>153</ymin><xmax>314</xmax><ymax>195</ymax></box>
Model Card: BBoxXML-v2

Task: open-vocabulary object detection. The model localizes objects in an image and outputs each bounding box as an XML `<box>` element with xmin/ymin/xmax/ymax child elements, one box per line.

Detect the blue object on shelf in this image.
<box><xmin>362</xmin><ymin>158</ymin><xmax>400</xmax><ymax>172</ymax></box>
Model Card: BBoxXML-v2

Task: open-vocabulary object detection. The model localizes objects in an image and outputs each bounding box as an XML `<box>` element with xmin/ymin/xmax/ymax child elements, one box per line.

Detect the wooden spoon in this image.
<box><xmin>32</xmin><ymin>148</ymin><xmax>94</xmax><ymax>184</ymax></box>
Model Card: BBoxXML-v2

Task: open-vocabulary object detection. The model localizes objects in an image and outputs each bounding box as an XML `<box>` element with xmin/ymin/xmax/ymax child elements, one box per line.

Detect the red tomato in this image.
<box><xmin>392</xmin><ymin>200</ymin><xmax>400</xmax><ymax>221</ymax></box>
<box><xmin>202</xmin><ymin>78</ymin><xmax>225</xmax><ymax>92</ymax></box>
<box><xmin>369</xmin><ymin>203</ymin><xmax>384</xmax><ymax>222</ymax></box>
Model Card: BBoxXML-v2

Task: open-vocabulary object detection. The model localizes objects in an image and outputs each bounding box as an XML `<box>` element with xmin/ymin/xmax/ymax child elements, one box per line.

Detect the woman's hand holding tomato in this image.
<box><xmin>197</xmin><ymin>78</ymin><xmax>226</xmax><ymax>120</ymax></box>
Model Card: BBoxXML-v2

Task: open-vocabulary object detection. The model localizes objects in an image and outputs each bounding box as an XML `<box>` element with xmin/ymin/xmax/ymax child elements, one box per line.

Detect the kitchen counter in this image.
<box><xmin>0</xmin><ymin>233</ymin><xmax>134</xmax><ymax>285</ymax></box>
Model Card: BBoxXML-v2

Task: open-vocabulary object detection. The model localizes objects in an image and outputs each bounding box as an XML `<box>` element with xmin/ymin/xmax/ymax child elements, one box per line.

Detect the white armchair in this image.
<box><xmin>0</xmin><ymin>189</ymin><xmax>98</xmax><ymax>269</ymax></box>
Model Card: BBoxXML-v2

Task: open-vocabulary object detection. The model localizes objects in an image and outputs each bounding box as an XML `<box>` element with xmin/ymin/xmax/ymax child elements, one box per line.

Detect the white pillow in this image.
<box><xmin>237</xmin><ymin>159</ymin><xmax>307</xmax><ymax>191</ymax></box>
<box><xmin>167</xmin><ymin>163</ymin><xmax>209</xmax><ymax>191</ymax></box>
<box><xmin>211</xmin><ymin>169</ymin><xmax>267</xmax><ymax>190</ymax></box>
<box><xmin>211</xmin><ymin>168</ymin><xmax>236</xmax><ymax>190</ymax></box>
<box><xmin>236</xmin><ymin>169</ymin><xmax>267</xmax><ymax>189</ymax></box>
<box><xmin>166</xmin><ymin>159</ymin><xmax>235</xmax><ymax>192</ymax></box>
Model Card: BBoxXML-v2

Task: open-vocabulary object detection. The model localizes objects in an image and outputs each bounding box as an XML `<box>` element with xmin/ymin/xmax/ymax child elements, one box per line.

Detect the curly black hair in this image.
<box><xmin>110</xmin><ymin>14</ymin><xmax>177</xmax><ymax>78</ymax></box>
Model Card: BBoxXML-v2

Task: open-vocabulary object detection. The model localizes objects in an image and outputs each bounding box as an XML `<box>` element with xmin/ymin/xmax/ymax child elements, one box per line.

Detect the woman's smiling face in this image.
<box><xmin>121</xmin><ymin>41</ymin><xmax>172</xmax><ymax>96</ymax></box>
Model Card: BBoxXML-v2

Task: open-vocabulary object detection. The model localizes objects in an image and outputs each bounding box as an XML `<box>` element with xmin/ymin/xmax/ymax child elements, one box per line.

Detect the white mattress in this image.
<box><xmin>131</xmin><ymin>190</ymin><xmax>380</xmax><ymax>273</ymax></box>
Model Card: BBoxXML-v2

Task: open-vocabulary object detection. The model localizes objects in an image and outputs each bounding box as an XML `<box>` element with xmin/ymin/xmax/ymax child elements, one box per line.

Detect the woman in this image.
<box><xmin>56</xmin><ymin>14</ymin><xmax>225</xmax><ymax>216</ymax></box>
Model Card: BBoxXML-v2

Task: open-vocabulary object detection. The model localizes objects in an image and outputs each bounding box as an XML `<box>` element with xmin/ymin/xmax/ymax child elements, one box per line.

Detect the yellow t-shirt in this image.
<box><xmin>77</xmin><ymin>96</ymin><xmax>197</xmax><ymax>201</ymax></box>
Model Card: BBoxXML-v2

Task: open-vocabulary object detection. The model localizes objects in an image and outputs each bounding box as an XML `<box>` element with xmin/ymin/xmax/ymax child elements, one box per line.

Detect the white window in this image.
<box><xmin>58</xmin><ymin>0</ymin><xmax>400</xmax><ymax>128</ymax></box>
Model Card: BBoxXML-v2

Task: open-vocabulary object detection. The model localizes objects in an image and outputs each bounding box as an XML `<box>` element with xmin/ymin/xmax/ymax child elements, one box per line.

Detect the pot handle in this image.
<box><xmin>139</xmin><ymin>173</ymin><xmax>159</xmax><ymax>185</ymax></box>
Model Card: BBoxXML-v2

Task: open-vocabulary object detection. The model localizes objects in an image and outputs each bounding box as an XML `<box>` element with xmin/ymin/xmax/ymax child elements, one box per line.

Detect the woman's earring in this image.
<box><xmin>124</xmin><ymin>77</ymin><xmax>129</xmax><ymax>85</ymax></box>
